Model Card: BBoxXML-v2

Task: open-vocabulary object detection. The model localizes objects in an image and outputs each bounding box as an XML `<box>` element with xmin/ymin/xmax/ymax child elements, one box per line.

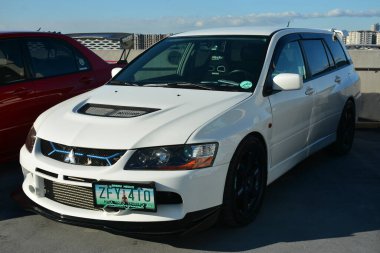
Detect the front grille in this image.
<box><xmin>78</xmin><ymin>103</ymin><xmax>159</xmax><ymax>118</ymax></box>
<box><xmin>43</xmin><ymin>179</ymin><xmax>183</xmax><ymax>211</ymax></box>
<box><xmin>44</xmin><ymin>179</ymin><xmax>97</xmax><ymax>210</ymax></box>
<box><xmin>40</xmin><ymin>139</ymin><xmax>125</xmax><ymax>166</ymax></box>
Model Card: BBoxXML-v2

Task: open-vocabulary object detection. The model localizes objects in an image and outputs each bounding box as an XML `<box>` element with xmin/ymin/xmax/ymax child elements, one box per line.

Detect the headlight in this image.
<box><xmin>125</xmin><ymin>143</ymin><xmax>218</xmax><ymax>170</ymax></box>
<box><xmin>25</xmin><ymin>126</ymin><xmax>36</xmax><ymax>153</ymax></box>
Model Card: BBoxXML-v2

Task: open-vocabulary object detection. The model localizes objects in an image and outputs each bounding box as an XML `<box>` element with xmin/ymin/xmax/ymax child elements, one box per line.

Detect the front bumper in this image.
<box><xmin>20</xmin><ymin>144</ymin><xmax>229</xmax><ymax>232</ymax></box>
<box><xmin>14</xmin><ymin>188</ymin><xmax>220</xmax><ymax>235</ymax></box>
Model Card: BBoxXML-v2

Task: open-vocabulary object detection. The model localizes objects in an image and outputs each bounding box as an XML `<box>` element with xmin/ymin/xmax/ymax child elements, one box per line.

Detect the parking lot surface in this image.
<box><xmin>0</xmin><ymin>129</ymin><xmax>379</xmax><ymax>253</ymax></box>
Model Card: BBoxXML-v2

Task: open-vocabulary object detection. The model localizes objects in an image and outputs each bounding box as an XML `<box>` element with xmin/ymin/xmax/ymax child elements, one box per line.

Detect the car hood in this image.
<box><xmin>35</xmin><ymin>85</ymin><xmax>251</xmax><ymax>149</ymax></box>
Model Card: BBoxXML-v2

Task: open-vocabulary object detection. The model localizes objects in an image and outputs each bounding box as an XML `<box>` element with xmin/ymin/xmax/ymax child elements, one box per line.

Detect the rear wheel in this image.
<box><xmin>220</xmin><ymin>136</ymin><xmax>267</xmax><ymax>226</ymax></box>
<box><xmin>332</xmin><ymin>100</ymin><xmax>356</xmax><ymax>155</ymax></box>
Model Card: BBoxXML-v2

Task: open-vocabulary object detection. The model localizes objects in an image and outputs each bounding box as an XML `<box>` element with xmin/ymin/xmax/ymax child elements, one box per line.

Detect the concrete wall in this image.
<box><xmin>93</xmin><ymin>49</ymin><xmax>380</xmax><ymax>122</ymax></box>
<box><xmin>348</xmin><ymin>50</ymin><xmax>380</xmax><ymax>121</ymax></box>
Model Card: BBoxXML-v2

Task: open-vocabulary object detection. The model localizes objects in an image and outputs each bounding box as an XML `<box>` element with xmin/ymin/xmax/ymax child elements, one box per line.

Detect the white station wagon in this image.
<box><xmin>20</xmin><ymin>27</ymin><xmax>360</xmax><ymax>234</ymax></box>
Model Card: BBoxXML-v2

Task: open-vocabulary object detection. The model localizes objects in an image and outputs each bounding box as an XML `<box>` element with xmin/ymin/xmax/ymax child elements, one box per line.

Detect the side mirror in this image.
<box><xmin>273</xmin><ymin>73</ymin><xmax>303</xmax><ymax>91</ymax></box>
<box><xmin>111</xmin><ymin>67</ymin><xmax>122</xmax><ymax>78</ymax></box>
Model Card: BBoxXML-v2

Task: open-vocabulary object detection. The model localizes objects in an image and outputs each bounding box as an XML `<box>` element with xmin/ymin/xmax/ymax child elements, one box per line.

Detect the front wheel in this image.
<box><xmin>332</xmin><ymin>100</ymin><xmax>356</xmax><ymax>155</ymax></box>
<box><xmin>220</xmin><ymin>136</ymin><xmax>267</xmax><ymax>226</ymax></box>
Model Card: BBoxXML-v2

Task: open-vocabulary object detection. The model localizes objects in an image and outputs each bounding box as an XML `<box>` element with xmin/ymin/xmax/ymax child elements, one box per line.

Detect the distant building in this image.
<box><xmin>133</xmin><ymin>34</ymin><xmax>171</xmax><ymax>50</ymax></box>
<box><xmin>346</xmin><ymin>31</ymin><xmax>377</xmax><ymax>45</ymax></box>
<box><xmin>377</xmin><ymin>32</ymin><xmax>380</xmax><ymax>45</ymax></box>
<box><xmin>371</xmin><ymin>23</ymin><xmax>380</xmax><ymax>32</ymax></box>
<box><xmin>341</xmin><ymin>36</ymin><xmax>347</xmax><ymax>44</ymax></box>
<box><xmin>67</xmin><ymin>33</ymin><xmax>170</xmax><ymax>50</ymax></box>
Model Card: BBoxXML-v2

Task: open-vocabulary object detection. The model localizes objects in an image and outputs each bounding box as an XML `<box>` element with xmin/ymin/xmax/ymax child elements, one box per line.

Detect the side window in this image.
<box><xmin>26</xmin><ymin>38</ymin><xmax>79</xmax><ymax>78</ymax></box>
<box><xmin>0</xmin><ymin>39</ymin><xmax>25</xmax><ymax>85</ymax></box>
<box><xmin>301</xmin><ymin>40</ymin><xmax>330</xmax><ymax>76</ymax></box>
<box><xmin>325</xmin><ymin>38</ymin><xmax>348</xmax><ymax>68</ymax></box>
<box><xmin>323</xmin><ymin>40</ymin><xmax>335</xmax><ymax>68</ymax></box>
<box><xmin>273</xmin><ymin>41</ymin><xmax>306</xmax><ymax>79</ymax></box>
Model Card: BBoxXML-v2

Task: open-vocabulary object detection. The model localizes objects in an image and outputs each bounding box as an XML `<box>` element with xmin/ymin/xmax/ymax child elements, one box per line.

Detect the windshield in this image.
<box><xmin>111</xmin><ymin>36</ymin><xmax>269</xmax><ymax>92</ymax></box>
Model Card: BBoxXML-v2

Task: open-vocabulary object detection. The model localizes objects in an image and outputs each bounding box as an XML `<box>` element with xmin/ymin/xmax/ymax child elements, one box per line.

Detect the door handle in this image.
<box><xmin>335</xmin><ymin>76</ymin><xmax>341</xmax><ymax>84</ymax></box>
<box><xmin>5</xmin><ymin>87</ymin><xmax>30</xmax><ymax>95</ymax></box>
<box><xmin>305</xmin><ymin>87</ymin><xmax>314</xmax><ymax>96</ymax></box>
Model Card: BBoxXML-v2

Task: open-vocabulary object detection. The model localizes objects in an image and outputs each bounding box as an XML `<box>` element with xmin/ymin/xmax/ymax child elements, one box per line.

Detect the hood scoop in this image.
<box><xmin>77</xmin><ymin>103</ymin><xmax>160</xmax><ymax>118</ymax></box>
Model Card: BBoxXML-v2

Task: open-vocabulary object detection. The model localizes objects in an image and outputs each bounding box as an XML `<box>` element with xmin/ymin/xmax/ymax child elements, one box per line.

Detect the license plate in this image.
<box><xmin>92</xmin><ymin>182</ymin><xmax>156</xmax><ymax>212</ymax></box>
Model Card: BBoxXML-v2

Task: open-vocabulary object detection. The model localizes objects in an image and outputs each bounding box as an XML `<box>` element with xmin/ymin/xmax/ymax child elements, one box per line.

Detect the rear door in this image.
<box><xmin>300</xmin><ymin>35</ymin><xmax>350</xmax><ymax>149</ymax></box>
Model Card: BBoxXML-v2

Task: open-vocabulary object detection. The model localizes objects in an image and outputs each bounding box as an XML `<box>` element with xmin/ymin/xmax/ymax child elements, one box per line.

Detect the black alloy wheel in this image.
<box><xmin>333</xmin><ymin>100</ymin><xmax>356</xmax><ymax>155</ymax></box>
<box><xmin>221</xmin><ymin>136</ymin><xmax>267</xmax><ymax>226</ymax></box>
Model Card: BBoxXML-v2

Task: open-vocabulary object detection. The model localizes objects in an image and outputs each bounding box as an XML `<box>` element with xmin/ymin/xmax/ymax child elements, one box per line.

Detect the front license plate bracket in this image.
<box><xmin>92</xmin><ymin>181</ymin><xmax>156</xmax><ymax>212</ymax></box>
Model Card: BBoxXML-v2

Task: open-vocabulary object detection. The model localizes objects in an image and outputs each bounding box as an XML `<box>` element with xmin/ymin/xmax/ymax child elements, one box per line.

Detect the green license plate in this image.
<box><xmin>92</xmin><ymin>182</ymin><xmax>156</xmax><ymax>212</ymax></box>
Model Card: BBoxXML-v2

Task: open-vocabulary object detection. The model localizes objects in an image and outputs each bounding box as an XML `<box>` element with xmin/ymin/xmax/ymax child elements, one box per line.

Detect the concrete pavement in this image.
<box><xmin>0</xmin><ymin>129</ymin><xmax>379</xmax><ymax>253</ymax></box>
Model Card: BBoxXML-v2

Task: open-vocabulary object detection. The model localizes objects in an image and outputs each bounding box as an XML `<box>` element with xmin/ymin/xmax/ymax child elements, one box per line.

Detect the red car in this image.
<box><xmin>0</xmin><ymin>32</ymin><xmax>115</xmax><ymax>163</ymax></box>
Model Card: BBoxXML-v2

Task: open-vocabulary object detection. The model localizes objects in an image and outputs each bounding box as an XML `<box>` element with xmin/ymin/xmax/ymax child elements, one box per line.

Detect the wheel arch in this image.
<box><xmin>228</xmin><ymin>131</ymin><xmax>269</xmax><ymax>179</ymax></box>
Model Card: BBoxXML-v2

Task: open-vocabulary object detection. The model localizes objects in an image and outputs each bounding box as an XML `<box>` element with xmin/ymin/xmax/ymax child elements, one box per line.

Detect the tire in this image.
<box><xmin>332</xmin><ymin>100</ymin><xmax>356</xmax><ymax>155</ymax></box>
<box><xmin>220</xmin><ymin>136</ymin><xmax>267</xmax><ymax>227</ymax></box>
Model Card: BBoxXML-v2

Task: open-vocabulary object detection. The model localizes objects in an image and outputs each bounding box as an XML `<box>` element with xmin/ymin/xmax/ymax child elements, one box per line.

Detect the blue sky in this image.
<box><xmin>1</xmin><ymin>0</ymin><xmax>379</xmax><ymax>34</ymax></box>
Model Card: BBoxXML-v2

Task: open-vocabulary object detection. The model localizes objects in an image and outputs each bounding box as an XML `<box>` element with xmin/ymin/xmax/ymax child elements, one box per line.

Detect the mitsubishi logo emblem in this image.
<box><xmin>64</xmin><ymin>149</ymin><xmax>76</xmax><ymax>164</ymax></box>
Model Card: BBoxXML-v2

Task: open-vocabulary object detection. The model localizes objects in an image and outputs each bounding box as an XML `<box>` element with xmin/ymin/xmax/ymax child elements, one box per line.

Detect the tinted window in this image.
<box><xmin>273</xmin><ymin>41</ymin><xmax>306</xmax><ymax>79</ymax></box>
<box><xmin>325</xmin><ymin>38</ymin><xmax>348</xmax><ymax>67</ymax></box>
<box><xmin>26</xmin><ymin>38</ymin><xmax>78</xmax><ymax>78</ymax></box>
<box><xmin>302</xmin><ymin>40</ymin><xmax>330</xmax><ymax>76</ymax></box>
<box><xmin>0</xmin><ymin>39</ymin><xmax>25</xmax><ymax>84</ymax></box>
<box><xmin>323</xmin><ymin>40</ymin><xmax>335</xmax><ymax>67</ymax></box>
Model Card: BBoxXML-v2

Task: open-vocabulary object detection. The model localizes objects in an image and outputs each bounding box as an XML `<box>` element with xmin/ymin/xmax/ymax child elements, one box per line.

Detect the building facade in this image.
<box><xmin>133</xmin><ymin>34</ymin><xmax>170</xmax><ymax>50</ymax></box>
<box><xmin>371</xmin><ymin>23</ymin><xmax>380</xmax><ymax>32</ymax></box>
<box><xmin>346</xmin><ymin>31</ymin><xmax>377</xmax><ymax>45</ymax></box>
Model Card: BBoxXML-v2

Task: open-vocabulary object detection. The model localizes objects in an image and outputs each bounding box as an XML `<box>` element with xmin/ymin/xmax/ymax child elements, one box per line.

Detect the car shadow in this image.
<box><xmin>0</xmin><ymin>161</ymin><xmax>34</xmax><ymax>221</ymax></box>
<box><xmin>149</xmin><ymin>130</ymin><xmax>380</xmax><ymax>251</ymax></box>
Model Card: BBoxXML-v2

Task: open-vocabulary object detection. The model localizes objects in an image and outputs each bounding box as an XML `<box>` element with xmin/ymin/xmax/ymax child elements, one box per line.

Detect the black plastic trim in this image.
<box><xmin>35</xmin><ymin>168</ymin><xmax>58</xmax><ymax>178</ymax></box>
<box><xmin>16</xmin><ymin>189</ymin><xmax>220</xmax><ymax>236</ymax></box>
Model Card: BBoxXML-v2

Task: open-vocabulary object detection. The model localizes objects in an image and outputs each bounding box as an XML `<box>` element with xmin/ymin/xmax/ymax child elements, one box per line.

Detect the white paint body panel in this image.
<box><xmin>20</xmin><ymin>27</ymin><xmax>361</xmax><ymax>223</ymax></box>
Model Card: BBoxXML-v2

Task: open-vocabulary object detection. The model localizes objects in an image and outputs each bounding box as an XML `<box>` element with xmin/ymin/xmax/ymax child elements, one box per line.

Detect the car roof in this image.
<box><xmin>171</xmin><ymin>27</ymin><xmax>333</xmax><ymax>37</ymax></box>
<box><xmin>0</xmin><ymin>31</ymin><xmax>68</xmax><ymax>39</ymax></box>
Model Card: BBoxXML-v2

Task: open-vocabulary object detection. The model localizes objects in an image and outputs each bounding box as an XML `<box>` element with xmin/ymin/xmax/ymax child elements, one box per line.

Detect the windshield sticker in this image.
<box><xmin>240</xmin><ymin>81</ymin><xmax>253</xmax><ymax>89</ymax></box>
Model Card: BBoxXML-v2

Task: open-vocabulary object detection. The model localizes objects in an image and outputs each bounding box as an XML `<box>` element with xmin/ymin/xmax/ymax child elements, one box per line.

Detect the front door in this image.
<box><xmin>267</xmin><ymin>39</ymin><xmax>313</xmax><ymax>170</ymax></box>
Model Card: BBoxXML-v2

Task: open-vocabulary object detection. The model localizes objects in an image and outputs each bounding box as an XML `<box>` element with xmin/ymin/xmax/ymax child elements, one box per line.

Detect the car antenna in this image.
<box><xmin>37</xmin><ymin>27</ymin><xmax>41</xmax><ymax>31</ymax></box>
<box><xmin>286</xmin><ymin>20</ymin><xmax>291</xmax><ymax>28</ymax></box>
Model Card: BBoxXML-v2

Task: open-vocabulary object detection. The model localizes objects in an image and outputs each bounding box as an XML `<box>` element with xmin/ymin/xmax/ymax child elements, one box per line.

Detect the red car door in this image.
<box><xmin>0</xmin><ymin>38</ymin><xmax>31</xmax><ymax>161</ymax></box>
<box><xmin>0</xmin><ymin>35</ymin><xmax>111</xmax><ymax>162</ymax></box>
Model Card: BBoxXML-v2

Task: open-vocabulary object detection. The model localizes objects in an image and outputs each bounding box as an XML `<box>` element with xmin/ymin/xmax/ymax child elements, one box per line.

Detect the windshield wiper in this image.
<box><xmin>108</xmin><ymin>80</ymin><xmax>139</xmax><ymax>86</ymax></box>
<box><xmin>216</xmin><ymin>79</ymin><xmax>240</xmax><ymax>87</ymax></box>
<box><xmin>165</xmin><ymin>82</ymin><xmax>214</xmax><ymax>90</ymax></box>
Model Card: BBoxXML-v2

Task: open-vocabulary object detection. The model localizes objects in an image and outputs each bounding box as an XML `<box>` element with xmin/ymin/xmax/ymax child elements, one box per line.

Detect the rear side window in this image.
<box><xmin>0</xmin><ymin>39</ymin><xmax>25</xmax><ymax>85</ymax></box>
<box><xmin>325</xmin><ymin>38</ymin><xmax>348</xmax><ymax>67</ymax></box>
<box><xmin>25</xmin><ymin>38</ymin><xmax>81</xmax><ymax>78</ymax></box>
<box><xmin>301</xmin><ymin>40</ymin><xmax>330</xmax><ymax>76</ymax></box>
